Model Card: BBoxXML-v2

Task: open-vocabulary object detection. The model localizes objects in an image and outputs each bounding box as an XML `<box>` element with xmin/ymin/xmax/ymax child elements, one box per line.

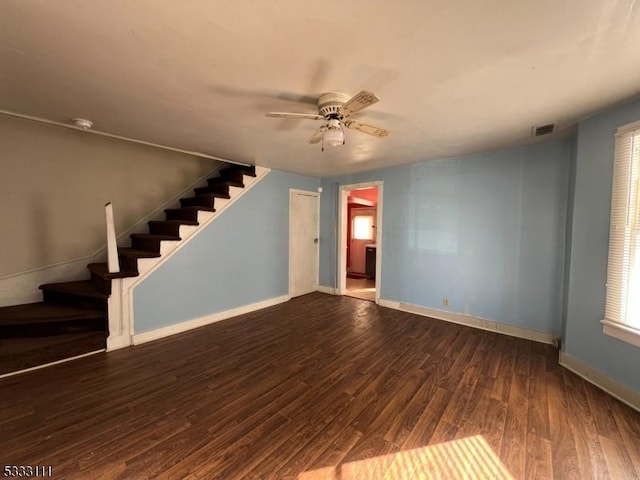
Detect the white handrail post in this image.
<box><xmin>105</xmin><ymin>202</ymin><xmax>120</xmax><ymax>273</ymax></box>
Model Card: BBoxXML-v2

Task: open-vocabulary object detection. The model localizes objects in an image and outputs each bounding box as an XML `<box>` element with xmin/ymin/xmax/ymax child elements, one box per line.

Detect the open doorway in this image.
<box><xmin>338</xmin><ymin>182</ymin><xmax>382</xmax><ymax>303</ymax></box>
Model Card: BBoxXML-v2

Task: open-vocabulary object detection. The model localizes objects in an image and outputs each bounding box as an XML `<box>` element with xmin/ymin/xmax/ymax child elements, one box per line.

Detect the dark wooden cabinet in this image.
<box><xmin>365</xmin><ymin>246</ymin><xmax>376</xmax><ymax>279</ymax></box>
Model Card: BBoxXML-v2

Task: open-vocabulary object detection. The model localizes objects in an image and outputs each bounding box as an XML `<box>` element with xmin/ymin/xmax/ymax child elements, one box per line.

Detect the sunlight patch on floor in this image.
<box><xmin>345</xmin><ymin>277</ymin><xmax>376</xmax><ymax>302</ymax></box>
<box><xmin>298</xmin><ymin>435</ymin><xmax>514</xmax><ymax>480</ymax></box>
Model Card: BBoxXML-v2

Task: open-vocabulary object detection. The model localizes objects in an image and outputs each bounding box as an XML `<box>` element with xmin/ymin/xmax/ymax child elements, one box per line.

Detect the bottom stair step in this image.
<box><xmin>40</xmin><ymin>280</ymin><xmax>108</xmax><ymax>310</ymax></box>
<box><xmin>39</xmin><ymin>280</ymin><xmax>108</xmax><ymax>298</ymax></box>
<box><xmin>0</xmin><ymin>331</ymin><xmax>106</xmax><ymax>376</ymax></box>
<box><xmin>0</xmin><ymin>302</ymin><xmax>106</xmax><ymax>338</ymax></box>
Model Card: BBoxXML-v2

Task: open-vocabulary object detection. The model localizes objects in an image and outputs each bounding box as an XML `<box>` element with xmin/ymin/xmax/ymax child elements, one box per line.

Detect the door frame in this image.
<box><xmin>289</xmin><ymin>188</ymin><xmax>321</xmax><ymax>298</ymax></box>
<box><xmin>338</xmin><ymin>181</ymin><xmax>383</xmax><ymax>303</ymax></box>
<box><xmin>348</xmin><ymin>206</ymin><xmax>376</xmax><ymax>275</ymax></box>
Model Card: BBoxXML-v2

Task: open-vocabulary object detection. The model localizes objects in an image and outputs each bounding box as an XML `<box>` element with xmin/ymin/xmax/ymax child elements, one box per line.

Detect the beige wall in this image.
<box><xmin>0</xmin><ymin>115</ymin><xmax>220</xmax><ymax>276</ymax></box>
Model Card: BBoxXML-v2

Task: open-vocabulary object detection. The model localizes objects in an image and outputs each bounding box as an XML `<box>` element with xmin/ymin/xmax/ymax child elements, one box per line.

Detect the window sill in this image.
<box><xmin>601</xmin><ymin>320</ymin><xmax>640</xmax><ymax>348</ymax></box>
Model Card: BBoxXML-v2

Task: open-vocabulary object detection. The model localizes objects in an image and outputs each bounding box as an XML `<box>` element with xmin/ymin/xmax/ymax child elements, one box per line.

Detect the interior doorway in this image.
<box><xmin>338</xmin><ymin>182</ymin><xmax>382</xmax><ymax>303</ymax></box>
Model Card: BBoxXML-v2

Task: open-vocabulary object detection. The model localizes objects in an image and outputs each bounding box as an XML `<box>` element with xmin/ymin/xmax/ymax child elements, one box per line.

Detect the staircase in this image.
<box><xmin>0</xmin><ymin>164</ymin><xmax>257</xmax><ymax>376</ymax></box>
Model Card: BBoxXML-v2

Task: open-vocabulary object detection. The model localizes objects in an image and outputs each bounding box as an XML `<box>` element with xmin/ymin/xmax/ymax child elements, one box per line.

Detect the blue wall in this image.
<box><xmin>130</xmin><ymin>98</ymin><xmax>640</xmax><ymax>394</ymax></box>
<box><xmin>133</xmin><ymin>170</ymin><xmax>319</xmax><ymax>333</ymax></box>
<box><xmin>564</xmin><ymin>98</ymin><xmax>640</xmax><ymax>392</ymax></box>
<box><xmin>320</xmin><ymin>141</ymin><xmax>571</xmax><ymax>336</ymax></box>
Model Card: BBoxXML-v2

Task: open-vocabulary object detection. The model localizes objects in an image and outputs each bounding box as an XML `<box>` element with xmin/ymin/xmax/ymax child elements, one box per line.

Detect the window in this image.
<box><xmin>353</xmin><ymin>215</ymin><xmax>374</xmax><ymax>240</ymax></box>
<box><xmin>603</xmin><ymin>120</ymin><xmax>640</xmax><ymax>347</ymax></box>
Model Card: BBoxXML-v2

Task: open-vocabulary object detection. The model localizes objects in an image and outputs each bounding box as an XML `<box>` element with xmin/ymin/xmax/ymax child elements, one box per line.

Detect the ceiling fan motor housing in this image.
<box><xmin>318</xmin><ymin>92</ymin><xmax>351</xmax><ymax>118</ymax></box>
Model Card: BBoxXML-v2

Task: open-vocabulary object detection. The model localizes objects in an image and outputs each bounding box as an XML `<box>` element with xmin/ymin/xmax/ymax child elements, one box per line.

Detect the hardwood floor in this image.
<box><xmin>1</xmin><ymin>293</ymin><xmax>639</xmax><ymax>479</ymax></box>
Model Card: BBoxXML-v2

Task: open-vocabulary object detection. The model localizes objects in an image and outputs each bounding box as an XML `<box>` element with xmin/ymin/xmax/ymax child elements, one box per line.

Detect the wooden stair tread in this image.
<box><xmin>118</xmin><ymin>248</ymin><xmax>162</xmax><ymax>258</ymax></box>
<box><xmin>87</xmin><ymin>262</ymin><xmax>139</xmax><ymax>279</ymax></box>
<box><xmin>130</xmin><ymin>233</ymin><xmax>181</xmax><ymax>241</ymax></box>
<box><xmin>182</xmin><ymin>192</ymin><xmax>230</xmax><ymax>200</ymax></box>
<box><xmin>164</xmin><ymin>206</ymin><xmax>216</xmax><ymax>213</ymax></box>
<box><xmin>147</xmin><ymin>219</ymin><xmax>199</xmax><ymax>237</ymax></box>
<box><xmin>39</xmin><ymin>280</ymin><xmax>109</xmax><ymax>299</ymax></box>
<box><xmin>0</xmin><ymin>302</ymin><xmax>104</xmax><ymax>326</ymax></box>
<box><xmin>207</xmin><ymin>178</ymin><xmax>244</xmax><ymax>188</ymax></box>
<box><xmin>193</xmin><ymin>186</ymin><xmax>231</xmax><ymax>196</ymax></box>
<box><xmin>148</xmin><ymin>219</ymin><xmax>199</xmax><ymax>227</ymax></box>
<box><xmin>222</xmin><ymin>165</ymin><xmax>256</xmax><ymax>177</ymax></box>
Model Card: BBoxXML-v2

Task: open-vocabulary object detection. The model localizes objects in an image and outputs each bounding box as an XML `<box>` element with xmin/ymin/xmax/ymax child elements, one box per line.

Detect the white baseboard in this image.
<box><xmin>132</xmin><ymin>294</ymin><xmax>290</xmax><ymax>345</ymax></box>
<box><xmin>317</xmin><ymin>285</ymin><xmax>338</xmax><ymax>295</ymax></box>
<box><xmin>378</xmin><ymin>298</ymin><xmax>401</xmax><ymax>309</ymax></box>
<box><xmin>378</xmin><ymin>298</ymin><xmax>556</xmax><ymax>345</ymax></box>
<box><xmin>106</xmin><ymin>334</ymin><xmax>132</xmax><ymax>351</ymax></box>
<box><xmin>559</xmin><ymin>351</ymin><xmax>640</xmax><ymax>412</ymax></box>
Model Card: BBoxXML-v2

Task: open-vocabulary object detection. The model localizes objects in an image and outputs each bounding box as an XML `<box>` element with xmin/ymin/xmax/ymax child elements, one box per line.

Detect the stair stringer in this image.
<box><xmin>106</xmin><ymin>166</ymin><xmax>271</xmax><ymax>350</ymax></box>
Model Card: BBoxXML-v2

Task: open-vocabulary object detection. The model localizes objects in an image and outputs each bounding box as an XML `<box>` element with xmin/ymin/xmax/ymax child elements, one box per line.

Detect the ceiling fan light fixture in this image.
<box><xmin>323</xmin><ymin>127</ymin><xmax>344</xmax><ymax>147</ymax></box>
<box><xmin>265</xmin><ymin>90</ymin><xmax>389</xmax><ymax>146</ymax></box>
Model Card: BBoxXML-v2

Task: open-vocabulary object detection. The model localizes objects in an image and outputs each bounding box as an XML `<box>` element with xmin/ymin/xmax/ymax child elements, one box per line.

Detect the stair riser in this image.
<box><xmin>135</xmin><ymin>257</ymin><xmax>162</xmax><ymax>276</ymax></box>
<box><xmin>228</xmin><ymin>186</ymin><xmax>244</xmax><ymax>197</ymax></box>
<box><xmin>158</xmin><ymin>241</ymin><xmax>180</xmax><ymax>257</ymax></box>
<box><xmin>0</xmin><ymin>318</ymin><xmax>107</xmax><ymax>338</ymax></box>
<box><xmin>221</xmin><ymin>165</ymin><xmax>256</xmax><ymax>177</ymax></box>
<box><xmin>90</xmin><ymin>273</ymin><xmax>112</xmax><ymax>295</ymax></box>
<box><xmin>178</xmin><ymin>225</ymin><xmax>198</xmax><ymax>240</ymax></box>
<box><xmin>195</xmin><ymin>211</ymin><xmax>215</xmax><ymax>224</ymax></box>
<box><xmin>42</xmin><ymin>291</ymin><xmax>107</xmax><ymax>311</ymax></box>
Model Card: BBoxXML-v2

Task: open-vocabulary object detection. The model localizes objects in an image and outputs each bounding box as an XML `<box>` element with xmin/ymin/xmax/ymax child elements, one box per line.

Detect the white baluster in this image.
<box><xmin>105</xmin><ymin>202</ymin><xmax>120</xmax><ymax>273</ymax></box>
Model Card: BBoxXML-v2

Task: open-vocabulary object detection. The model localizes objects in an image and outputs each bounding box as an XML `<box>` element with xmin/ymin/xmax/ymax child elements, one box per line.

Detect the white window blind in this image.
<box><xmin>604</xmin><ymin>121</ymin><xmax>640</xmax><ymax>344</ymax></box>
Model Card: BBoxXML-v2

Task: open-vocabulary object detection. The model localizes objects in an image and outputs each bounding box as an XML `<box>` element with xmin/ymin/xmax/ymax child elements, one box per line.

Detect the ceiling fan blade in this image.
<box><xmin>309</xmin><ymin>125</ymin><xmax>328</xmax><ymax>144</ymax></box>
<box><xmin>338</xmin><ymin>90</ymin><xmax>380</xmax><ymax>117</ymax></box>
<box><xmin>344</xmin><ymin>120</ymin><xmax>390</xmax><ymax>137</ymax></box>
<box><xmin>266</xmin><ymin>112</ymin><xmax>324</xmax><ymax>120</ymax></box>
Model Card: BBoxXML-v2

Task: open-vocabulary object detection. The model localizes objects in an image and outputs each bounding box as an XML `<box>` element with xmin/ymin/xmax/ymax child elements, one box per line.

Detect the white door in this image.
<box><xmin>290</xmin><ymin>190</ymin><xmax>319</xmax><ymax>297</ymax></box>
<box><xmin>350</xmin><ymin>207</ymin><xmax>376</xmax><ymax>274</ymax></box>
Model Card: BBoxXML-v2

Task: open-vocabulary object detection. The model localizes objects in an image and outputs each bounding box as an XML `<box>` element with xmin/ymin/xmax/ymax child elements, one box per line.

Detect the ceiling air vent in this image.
<box><xmin>532</xmin><ymin>123</ymin><xmax>557</xmax><ymax>137</ymax></box>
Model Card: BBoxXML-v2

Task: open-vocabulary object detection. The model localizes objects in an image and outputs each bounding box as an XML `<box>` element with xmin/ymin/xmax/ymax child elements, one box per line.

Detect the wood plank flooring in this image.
<box><xmin>1</xmin><ymin>293</ymin><xmax>639</xmax><ymax>479</ymax></box>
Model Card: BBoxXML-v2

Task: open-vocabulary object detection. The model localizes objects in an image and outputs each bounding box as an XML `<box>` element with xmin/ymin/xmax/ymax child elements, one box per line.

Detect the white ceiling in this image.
<box><xmin>1</xmin><ymin>1</ymin><xmax>640</xmax><ymax>177</ymax></box>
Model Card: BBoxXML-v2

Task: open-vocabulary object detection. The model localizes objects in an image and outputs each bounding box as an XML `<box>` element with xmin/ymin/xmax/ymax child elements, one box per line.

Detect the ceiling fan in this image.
<box><xmin>265</xmin><ymin>91</ymin><xmax>390</xmax><ymax>149</ymax></box>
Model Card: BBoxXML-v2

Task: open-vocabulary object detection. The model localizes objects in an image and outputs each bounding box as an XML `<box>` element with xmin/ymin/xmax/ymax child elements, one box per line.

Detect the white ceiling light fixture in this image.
<box><xmin>72</xmin><ymin>118</ymin><xmax>93</xmax><ymax>129</ymax></box>
<box><xmin>323</xmin><ymin>118</ymin><xmax>344</xmax><ymax>149</ymax></box>
<box><xmin>266</xmin><ymin>91</ymin><xmax>390</xmax><ymax>151</ymax></box>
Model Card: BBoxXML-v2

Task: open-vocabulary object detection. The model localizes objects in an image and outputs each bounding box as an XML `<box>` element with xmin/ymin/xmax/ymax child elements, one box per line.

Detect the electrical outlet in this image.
<box><xmin>442</xmin><ymin>298</ymin><xmax>449</xmax><ymax>307</ymax></box>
